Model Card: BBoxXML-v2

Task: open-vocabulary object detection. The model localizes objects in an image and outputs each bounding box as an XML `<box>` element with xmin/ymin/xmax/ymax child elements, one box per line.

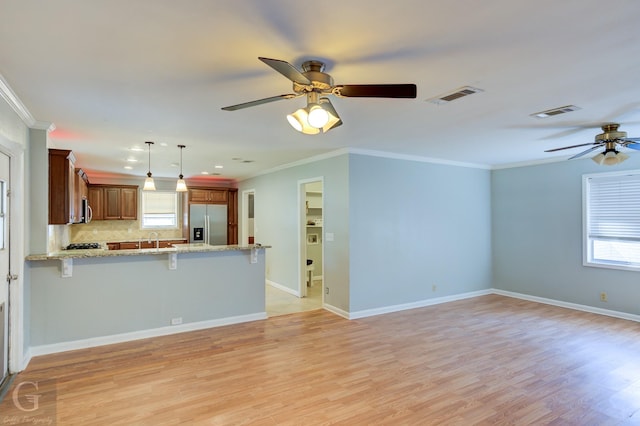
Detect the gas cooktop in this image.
<box><xmin>65</xmin><ymin>243</ymin><xmax>102</xmax><ymax>250</ymax></box>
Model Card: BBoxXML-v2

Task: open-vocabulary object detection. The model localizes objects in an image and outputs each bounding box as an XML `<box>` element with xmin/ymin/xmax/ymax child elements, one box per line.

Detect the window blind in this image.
<box><xmin>587</xmin><ymin>173</ymin><xmax>640</xmax><ymax>241</ymax></box>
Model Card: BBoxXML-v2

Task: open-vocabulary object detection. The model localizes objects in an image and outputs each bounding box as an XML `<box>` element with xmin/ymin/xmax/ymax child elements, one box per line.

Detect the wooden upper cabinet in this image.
<box><xmin>189</xmin><ymin>188</ymin><xmax>228</xmax><ymax>203</ymax></box>
<box><xmin>120</xmin><ymin>187</ymin><xmax>138</xmax><ymax>220</ymax></box>
<box><xmin>49</xmin><ymin>149</ymin><xmax>76</xmax><ymax>224</ymax></box>
<box><xmin>88</xmin><ymin>186</ymin><xmax>104</xmax><ymax>221</ymax></box>
<box><xmin>89</xmin><ymin>184</ymin><xmax>138</xmax><ymax>220</ymax></box>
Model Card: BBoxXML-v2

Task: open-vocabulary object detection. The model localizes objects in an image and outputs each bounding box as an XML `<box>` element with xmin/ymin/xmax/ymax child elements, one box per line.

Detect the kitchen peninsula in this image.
<box><xmin>26</xmin><ymin>243</ymin><xmax>268</xmax><ymax>356</ymax></box>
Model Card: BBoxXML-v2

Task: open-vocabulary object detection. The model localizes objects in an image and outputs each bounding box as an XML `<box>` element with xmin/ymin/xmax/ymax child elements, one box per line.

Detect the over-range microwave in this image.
<box><xmin>81</xmin><ymin>198</ymin><xmax>93</xmax><ymax>223</ymax></box>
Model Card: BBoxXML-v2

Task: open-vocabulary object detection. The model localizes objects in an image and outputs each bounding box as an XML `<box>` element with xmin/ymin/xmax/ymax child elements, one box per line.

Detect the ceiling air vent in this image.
<box><xmin>427</xmin><ymin>86</ymin><xmax>484</xmax><ymax>105</ymax></box>
<box><xmin>530</xmin><ymin>105</ymin><xmax>581</xmax><ymax>118</ymax></box>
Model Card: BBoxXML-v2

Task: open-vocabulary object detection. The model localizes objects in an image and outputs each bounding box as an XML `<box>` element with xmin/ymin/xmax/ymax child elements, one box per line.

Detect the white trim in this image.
<box><xmin>323</xmin><ymin>303</ymin><xmax>349</xmax><ymax>319</ymax></box>
<box><xmin>240</xmin><ymin>188</ymin><xmax>255</xmax><ymax>246</ymax></box>
<box><xmin>348</xmin><ymin>289</ymin><xmax>493</xmax><ymax>319</ymax></box>
<box><xmin>490</xmin><ymin>156</ymin><xmax>569</xmax><ymax>170</ymax></box>
<box><xmin>241</xmin><ymin>149</ymin><xmax>349</xmax><ymax>181</ymax></box>
<box><xmin>347</xmin><ymin>148</ymin><xmax>490</xmax><ymax>170</ymax></box>
<box><xmin>0</xmin><ymin>74</ymin><xmax>35</xmax><ymax>127</ymax></box>
<box><xmin>266</xmin><ymin>279</ymin><xmax>299</xmax><ymax>297</ymax></box>
<box><xmin>492</xmin><ymin>289</ymin><xmax>640</xmax><ymax>323</ymax></box>
<box><xmin>29</xmin><ymin>312</ymin><xmax>267</xmax><ymax>358</ymax></box>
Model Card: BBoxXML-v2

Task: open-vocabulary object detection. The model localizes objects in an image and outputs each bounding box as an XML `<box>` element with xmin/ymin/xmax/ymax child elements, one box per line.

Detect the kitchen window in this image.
<box><xmin>583</xmin><ymin>170</ymin><xmax>640</xmax><ymax>271</ymax></box>
<box><xmin>141</xmin><ymin>191</ymin><xmax>178</xmax><ymax>229</ymax></box>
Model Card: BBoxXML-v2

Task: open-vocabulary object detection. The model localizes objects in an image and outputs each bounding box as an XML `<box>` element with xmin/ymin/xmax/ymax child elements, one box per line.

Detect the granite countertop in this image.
<box><xmin>26</xmin><ymin>243</ymin><xmax>268</xmax><ymax>261</ymax></box>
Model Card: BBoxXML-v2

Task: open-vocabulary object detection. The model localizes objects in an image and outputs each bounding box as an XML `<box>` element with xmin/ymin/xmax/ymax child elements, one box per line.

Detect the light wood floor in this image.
<box><xmin>2</xmin><ymin>295</ymin><xmax>640</xmax><ymax>425</ymax></box>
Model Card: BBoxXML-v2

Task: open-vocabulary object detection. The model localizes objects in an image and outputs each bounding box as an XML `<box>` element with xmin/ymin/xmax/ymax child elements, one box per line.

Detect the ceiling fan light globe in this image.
<box><xmin>287</xmin><ymin>109</ymin><xmax>306</xmax><ymax>132</ymax></box>
<box><xmin>287</xmin><ymin>109</ymin><xmax>319</xmax><ymax>134</ymax></box>
<box><xmin>307</xmin><ymin>104</ymin><xmax>329</xmax><ymax>128</ymax></box>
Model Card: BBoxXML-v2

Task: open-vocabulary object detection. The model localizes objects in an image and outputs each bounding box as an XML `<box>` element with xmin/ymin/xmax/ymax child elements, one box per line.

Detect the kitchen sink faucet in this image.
<box><xmin>148</xmin><ymin>232</ymin><xmax>159</xmax><ymax>250</ymax></box>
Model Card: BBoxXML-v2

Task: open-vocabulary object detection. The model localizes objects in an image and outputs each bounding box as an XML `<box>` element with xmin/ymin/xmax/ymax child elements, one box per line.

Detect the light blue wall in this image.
<box><xmin>28</xmin><ymin>250</ymin><xmax>266</xmax><ymax>347</ymax></box>
<box><xmin>348</xmin><ymin>155</ymin><xmax>493</xmax><ymax>312</ymax></box>
<box><xmin>492</xmin><ymin>156</ymin><xmax>640</xmax><ymax>315</ymax></box>
<box><xmin>238</xmin><ymin>154</ymin><xmax>350</xmax><ymax>311</ymax></box>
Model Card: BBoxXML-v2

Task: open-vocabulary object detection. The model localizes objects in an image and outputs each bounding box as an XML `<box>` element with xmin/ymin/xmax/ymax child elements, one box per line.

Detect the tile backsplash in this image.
<box><xmin>70</xmin><ymin>219</ymin><xmax>184</xmax><ymax>244</ymax></box>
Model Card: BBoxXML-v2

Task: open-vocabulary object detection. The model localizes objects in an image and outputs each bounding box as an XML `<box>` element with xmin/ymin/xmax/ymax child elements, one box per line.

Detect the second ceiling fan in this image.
<box><xmin>221</xmin><ymin>57</ymin><xmax>417</xmax><ymax>134</ymax></box>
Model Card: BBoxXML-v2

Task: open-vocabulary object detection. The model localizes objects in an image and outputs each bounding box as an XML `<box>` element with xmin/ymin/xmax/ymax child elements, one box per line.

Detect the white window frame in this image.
<box><xmin>141</xmin><ymin>191</ymin><xmax>179</xmax><ymax>229</ymax></box>
<box><xmin>583</xmin><ymin>169</ymin><xmax>640</xmax><ymax>271</ymax></box>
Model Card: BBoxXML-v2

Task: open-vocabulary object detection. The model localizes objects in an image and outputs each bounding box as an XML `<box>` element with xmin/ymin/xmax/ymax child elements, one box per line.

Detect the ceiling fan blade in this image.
<box><xmin>221</xmin><ymin>94</ymin><xmax>298</xmax><ymax>111</ymax></box>
<box><xmin>544</xmin><ymin>142</ymin><xmax>600</xmax><ymax>153</ymax></box>
<box><xmin>336</xmin><ymin>84</ymin><xmax>417</xmax><ymax>98</ymax></box>
<box><xmin>623</xmin><ymin>141</ymin><xmax>640</xmax><ymax>150</ymax></box>
<box><xmin>568</xmin><ymin>145</ymin><xmax>602</xmax><ymax>160</ymax></box>
<box><xmin>624</xmin><ymin>137</ymin><xmax>640</xmax><ymax>142</ymax></box>
<box><xmin>258</xmin><ymin>57</ymin><xmax>311</xmax><ymax>85</ymax></box>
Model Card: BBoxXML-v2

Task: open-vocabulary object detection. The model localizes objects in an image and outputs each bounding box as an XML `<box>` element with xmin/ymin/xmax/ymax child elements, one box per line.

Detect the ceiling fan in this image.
<box><xmin>545</xmin><ymin>123</ymin><xmax>640</xmax><ymax>165</ymax></box>
<box><xmin>221</xmin><ymin>57</ymin><xmax>417</xmax><ymax>134</ymax></box>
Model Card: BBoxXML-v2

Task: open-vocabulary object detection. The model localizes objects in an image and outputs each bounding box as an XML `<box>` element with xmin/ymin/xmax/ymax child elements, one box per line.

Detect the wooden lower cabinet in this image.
<box><xmin>107</xmin><ymin>239</ymin><xmax>187</xmax><ymax>250</ymax></box>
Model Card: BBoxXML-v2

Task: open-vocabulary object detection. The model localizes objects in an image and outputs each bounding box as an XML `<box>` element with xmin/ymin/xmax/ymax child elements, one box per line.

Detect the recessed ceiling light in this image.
<box><xmin>201</xmin><ymin>171</ymin><xmax>210</xmax><ymax>175</ymax></box>
<box><xmin>129</xmin><ymin>147</ymin><xmax>145</xmax><ymax>152</ymax></box>
<box><xmin>160</xmin><ymin>142</ymin><xmax>168</xmax><ymax>147</ymax></box>
<box><xmin>126</xmin><ymin>158</ymin><xmax>138</xmax><ymax>163</ymax></box>
<box><xmin>124</xmin><ymin>165</ymin><xmax>133</xmax><ymax>170</ymax></box>
<box><xmin>170</xmin><ymin>162</ymin><xmax>179</xmax><ymax>167</ymax></box>
<box><xmin>214</xmin><ymin>165</ymin><xmax>223</xmax><ymax>169</ymax></box>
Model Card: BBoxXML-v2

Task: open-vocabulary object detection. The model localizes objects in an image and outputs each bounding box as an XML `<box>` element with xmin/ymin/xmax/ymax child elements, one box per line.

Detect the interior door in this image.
<box><xmin>0</xmin><ymin>151</ymin><xmax>10</xmax><ymax>384</ymax></box>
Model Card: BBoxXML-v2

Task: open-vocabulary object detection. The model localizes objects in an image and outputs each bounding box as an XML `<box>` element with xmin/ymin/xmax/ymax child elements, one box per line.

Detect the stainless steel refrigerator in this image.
<box><xmin>189</xmin><ymin>204</ymin><xmax>228</xmax><ymax>245</ymax></box>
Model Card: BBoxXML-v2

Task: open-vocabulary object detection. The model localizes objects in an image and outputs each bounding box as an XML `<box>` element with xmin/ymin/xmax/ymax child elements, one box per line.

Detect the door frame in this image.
<box><xmin>241</xmin><ymin>188</ymin><xmax>255</xmax><ymax>246</ymax></box>
<box><xmin>0</xmin><ymin>142</ymin><xmax>25</xmax><ymax>374</ymax></box>
<box><xmin>297</xmin><ymin>177</ymin><xmax>324</xmax><ymax>299</ymax></box>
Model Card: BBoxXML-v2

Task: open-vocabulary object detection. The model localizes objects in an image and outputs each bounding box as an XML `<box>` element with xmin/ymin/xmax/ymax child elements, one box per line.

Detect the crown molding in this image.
<box><xmin>0</xmin><ymin>72</ymin><xmax>54</xmax><ymax>132</ymax></box>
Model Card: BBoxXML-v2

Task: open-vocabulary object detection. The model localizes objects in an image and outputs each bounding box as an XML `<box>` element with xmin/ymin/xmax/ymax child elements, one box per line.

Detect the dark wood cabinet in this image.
<box><xmin>106</xmin><ymin>239</ymin><xmax>187</xmax><ymax>250</ymax></box>
<box><xmin>88</xmin><ymin>186</ymin><xmax>104</xmax><ymax>221</ymax></box>
<box><xmin>227</xmin><ymin>188</ymin><xmax>238</xmax><ymax>245</ymax></box>
<box><xmin>89</xmin><ymin>184</ymin><xmax>138</xmax><ymax>220</ymax></box>
<box><xmin>49</xmin><ymin>149</ymin><xmax>77</xmax><ymax>224</ymax></box>
<box><xmin>189</xmin><ymin>188</ymin><xmax>227</xmax><ymax>203</ymax></box>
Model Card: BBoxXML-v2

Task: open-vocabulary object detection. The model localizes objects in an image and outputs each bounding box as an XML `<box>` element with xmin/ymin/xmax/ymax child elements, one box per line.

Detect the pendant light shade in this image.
<box><xmin>176</xmin><ymin>144</ymin><xmax>188</xmax><ymax>192</ymax></box>
<box><xmin>143</xmin><ymin>141</ymin><xmax>156</xmax><ymax>191</ymax></box>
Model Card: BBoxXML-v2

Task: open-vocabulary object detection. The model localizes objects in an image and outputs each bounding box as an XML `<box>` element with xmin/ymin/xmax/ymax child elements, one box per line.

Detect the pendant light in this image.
<box><xmin>176</xmin><ymin>144</ymin><xmax>188</xmax><ymax>192</ymax></box>
<box><xmin>143</xmin><ymin>141</ymin><xmax>156</xmax><ymax>191</ymax></box>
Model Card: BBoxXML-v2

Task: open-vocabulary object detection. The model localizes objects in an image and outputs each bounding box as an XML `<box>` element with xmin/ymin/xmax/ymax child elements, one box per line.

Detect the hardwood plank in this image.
<box><xmin>1</xmin><ymin>295</ymin><xmax>640</xmax><ymax>424</ymax></box>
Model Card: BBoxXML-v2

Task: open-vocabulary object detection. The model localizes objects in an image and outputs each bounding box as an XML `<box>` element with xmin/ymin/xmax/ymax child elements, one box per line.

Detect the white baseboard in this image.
<box><xmin>29</xmin><ymin>312</ymin><xmax>267</xmax><ymax>358</ymax></box>
<box><xmin>492</xmin><ymin>289</ymin><xmax>640</xmax><ymax>323</ymax></box>
<box><xmin>266</xmin><ymin>279</ymin><xmax>300</xmax><ymax>297</ymax></box>
<box><xmin>323</xmin><ymin>303</ymin><xmax>349</xmax><ymax>319</ymax></box>
<box><xmin>348</xmin><ymin>289</ymin><xmax>493</xmax><ymax>320</ymax></box>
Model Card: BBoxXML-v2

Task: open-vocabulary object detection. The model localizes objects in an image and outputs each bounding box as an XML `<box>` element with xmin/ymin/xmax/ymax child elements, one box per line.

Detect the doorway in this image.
<box><xmin>0</xmin><ymin>151</ymin><xmax>10</xmax><ymax>388</ymax></box>
<box><xmin>299</xmin><ymin>179</ymin><xmax>323</xmax><ymax>302</ymax></box>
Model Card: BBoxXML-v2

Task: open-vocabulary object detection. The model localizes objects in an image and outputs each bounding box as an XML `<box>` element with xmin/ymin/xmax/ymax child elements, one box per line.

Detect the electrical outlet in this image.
<box><xmin>600</xmin><ymin>292</ymin><xmax>607</xmax><ymax>302</ymax></box>
<box><xmin>325</xmin><ymin>287</ymin><xmax>329</xmax><ymax>295</ymax></box>
<box><xmin>171</xmin><ymin>317</ymin><xmax>183</xmax><ymax>325</ymax></box>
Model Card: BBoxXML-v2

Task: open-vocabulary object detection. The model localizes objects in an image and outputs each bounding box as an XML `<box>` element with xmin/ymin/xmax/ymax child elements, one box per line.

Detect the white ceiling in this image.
<box><xmin>1</xmin><ymin>0</ymin><xmax>640</xmax><ymax>182</ymax></box>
